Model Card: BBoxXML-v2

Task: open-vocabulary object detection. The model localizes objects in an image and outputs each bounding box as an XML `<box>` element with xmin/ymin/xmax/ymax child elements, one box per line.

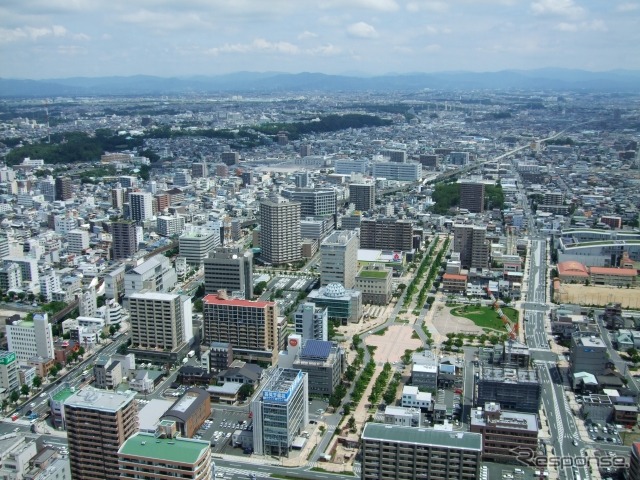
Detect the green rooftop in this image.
<box><xmin>119</xmin><ymin>432</ymin><xmax>209</xmax><ymax>464</ymax></box>
<box><xmin>52</xmin><ymin>387</ymin><xmax>75</xmax><ymax>403</ymax></box>
<box><xmin>362</xmin><ymin>423</ymin><xmax>482</xmax><ymax>451</ymax></box>
<box><xmin>358</xmin><ymin>270</ymin><xmax>389</xmax><ymax>279</ymax></box>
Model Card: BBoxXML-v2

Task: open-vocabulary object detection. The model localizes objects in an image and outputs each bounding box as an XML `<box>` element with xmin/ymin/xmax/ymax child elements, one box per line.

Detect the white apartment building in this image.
<box><xmin>401</xmin><ymin>385</ymin><xmax>433</xmax><ymax>410</ymax></box>
<box><xmin>54</xmin><ymin>215</ymin><xmax>78</xmax><ymax>235</ymax></box>
<box><xmin>123</xmin><ymin>255</ymin><xmax>177</xmax><ymax>300</ymax></box>
<box><xmin>39</xmin><ymin>270</ymin><xmax>62</xmax><ymax>302</ymax></box>
<box><xmin>0</xmin><ymin>263</ymin><xmax>21</xmax><ymax>292</ymax></box>
<box><xmin>7</xmin><ymin>313</ymin><xmax>54</xmax><ymax>363</ymax></box>
<box><xmin>67</xmin><ymin>229</ymin><xmax>90</xmax><ymax>254</ymax></box>
<box><xmin>294</xmin><ymin>302</ymin><xmax>328</xmax><ymax>342</ymax></box>
<box><xmin>157</xmin><ymin>215</ymin><xmax>185</xmax><ymax>237</ymax></box>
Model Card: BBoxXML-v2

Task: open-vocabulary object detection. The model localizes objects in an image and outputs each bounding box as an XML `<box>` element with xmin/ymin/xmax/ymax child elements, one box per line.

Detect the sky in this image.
<box><xmin>1</xmin><ymin>0</ymin><xmax>639</xmax><ymax>79</ymax></box>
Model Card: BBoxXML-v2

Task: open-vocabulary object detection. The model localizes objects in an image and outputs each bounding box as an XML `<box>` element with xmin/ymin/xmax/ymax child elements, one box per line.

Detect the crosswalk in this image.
<box><xmin>353</xmin><ymin>462</ymin><xmax>362</xmax><ymax>477</ymax></box>
<box><xmin>215</xmin><ymin>466</ymin><xmax>269</xmax><ymax>478</ymax></box>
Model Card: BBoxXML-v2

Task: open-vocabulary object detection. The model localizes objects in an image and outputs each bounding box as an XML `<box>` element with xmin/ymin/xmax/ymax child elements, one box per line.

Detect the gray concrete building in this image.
<box><xmin>259</xmin><ymin>197</ymin><xmax>301</xmax><ymax>266</ymax></box>
<box><xmin>203</xmin><ymin>247</ymin><xmax>253</xmax><ymax>299</ymax></box>
<box><xmin>292</xmin><ymin>339</ymin><xmax>345</xmax><ymax>396</ymax></box>
<box><xmin>320</xmin><ymin>230</ymin><xmax>359</xmax><ymax>288</ymax></box>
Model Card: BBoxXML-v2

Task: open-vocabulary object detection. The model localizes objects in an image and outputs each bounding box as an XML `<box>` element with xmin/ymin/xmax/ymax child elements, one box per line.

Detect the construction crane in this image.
<box><xmin>485</xmin><ymin>285</ymin><xmax>518</xmax><ymax>341</ymax></box>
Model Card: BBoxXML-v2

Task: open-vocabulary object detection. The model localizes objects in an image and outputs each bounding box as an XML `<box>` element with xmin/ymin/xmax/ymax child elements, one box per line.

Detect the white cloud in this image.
<box><xmin>57</xmin><ymin>45</ymin><xmax>88</xmax><ymax>55</ymax></box>
<box><xmin>207</xmin><ymin>38</ymin><xmax>300</xmax><ymax>56</ymax></box>
<box><xmin>530</xmin><ymin>0</ymin><xmax>585</xmax><ymax>19</ymax></box>
<box><xmin>0</xmin><ymin>24</ymin><xmax>88</xmax><ymax>44</ymax></box>
<box><xmin>423</xmin><ymin>25</ymin><xmax>452</xmax><ymax>35</ymax></box>
<box><xmin>346</xmin><ymin>22</ymin><xmax>378</xmax><ymax>38</ymax></box>
<box><xmin>320</xmin><ymin>0</ymin><xmax>398</xmax><ymax>12</ymax></box>
<box><xmin>555</xmin><ymin>20</ymin><xmax>607</xmax><ymax>32</ymax></box>
<box><xmin>616</xmin><ymin>2</ymin><xmax>639</xmax><ymax>12</ymax></box>
<box><xmin>307</xmin><ymin>44</ymin><xmax>342</xmax><ymax>56</ymax></box>
<box><xmin>407</xmin><ymin>1</ymin><xmax>449</xmax><ymax>13</ymax></box>
<box><xmin>120</xmin><ymin>10</ymin><xmax>212</xmax><ymax>31</ymax></box>
<box><xmin>424</xmin><ymin>43</ymin><xmax>441</xmax><ymax>52</ymax></box>
<box><xmin>298</xmin><ymin>31</ymin><xmax>318</xmax><ymax>40</ymax></box>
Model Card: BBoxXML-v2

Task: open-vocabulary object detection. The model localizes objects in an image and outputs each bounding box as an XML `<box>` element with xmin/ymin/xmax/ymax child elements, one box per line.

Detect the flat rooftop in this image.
<box><xmin>358</xmin><ymin>269</ymin><xmax>389</xmax><ymax>279</ymax></box>
<box><xmin>52</xmin><ymin>387</ymin><xmax>75</xmax><ymax>403</ymax></box>
<box><xmin>362</xmin><ymin>423</ymin><xmax>482</xmax><ymax>452</ymax></box>
<box><xmin>119</xmin><ymin>432</ymin><xmax>208</xmax><ymax>464</ymax></box>
<box><xmin>64</xmin><ymin>386</ymin><xmax>136</xmax><ymax>412</ymax></box>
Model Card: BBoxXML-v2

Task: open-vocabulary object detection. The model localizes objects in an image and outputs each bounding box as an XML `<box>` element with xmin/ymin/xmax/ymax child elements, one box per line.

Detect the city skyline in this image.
<box><xmin>1</xmin><ymin>0</ymin><xmax>639</xmax><ymax>79</ymax></box>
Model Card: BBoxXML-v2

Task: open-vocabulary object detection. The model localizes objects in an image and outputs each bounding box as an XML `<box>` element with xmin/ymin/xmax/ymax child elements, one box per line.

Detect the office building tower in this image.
<box><xmin>320</xmin><ymin>230</ymin><xmax>359</xmax><ymax>288</ymax></box>
<box><xmin>349</xmin><ymin>183</ymin><xmax>375</xmax><ymax>212</ymax></box>
<box><xmin>40</xmin><ymin>178</ymin><xmax>56</xmax><ymax>202</ymax></box>
<box><xmin>259</xmin><ymin>198</ymin><xmax>301</xmax><ymax>266</ymax></box>
<box><xmin>119</xmin><ymin>431</ymin><xmax>213</xmax><ymax>480</ymax></box>
<box><xmin>64</xmin><ymin>387</ymin><xmax>138</xmax><ymax>480</ymax></box>
<box><xmin>191</xmin><ymin>162</ymin><xmax>208</xmax><ymax>178</ymax></box>
<box><xmin>128</xmin><ymin>291</ymin><xmax>193</xmax><ymax>363</ymax></box>
<box><xmin>570</xmin><ymin>334</ymin><xmax>609</xmax><ymax>376</ymax></box>
<box><xmin>459</xmin><ymin>181</ymin><xmax>485</xmax><ymax>213</ymax></box>
<box><xmin>156</xmin><ymin>215</ymin><xmax>185</xmax><ymax>237</ymax></box>
<box><xmin>475</xmin><ymin>365</ymin><xmax>541</xmax><ymax>414</ymax></box>
<box><xmin>372</xmin><ymin>161</ymin><xmax>421</xmax><ymax>181</ymax></box>
<box><xmin>277</xmin><ymin>132</ymin><xmax>288</xmax><ymax>145</ymax></box>
<box><xmin>449</xmin><ymin>152</ymin><xmax>470</xmax><ymax>165</ymax></box>
<box><xmin>382</xmin><ymin>149</ymin><xmax>407</xmax><ymax>163</ymax></box>
<box><xmin>203</xmin><ymin>247</ymin><xmax>253</xmax><ymax>300</ymax></box>
<box><xmin>179</xmin><ymin>229</ymin><xmax>219</xmax><ymax>265</ymax></box>
<box><xmin>453</xmin><ymin>224</ymin><xmax>490</xmax><ymax>270</ymax></box>
<box><xmin>148</xmin><ymin>180</ymin><xmax>157</xmax><ymax>194</ymax></box>
<box><xmin>3</xmin><ymin>257</ymin><xmax>38</xmax><ymax>283</ymax></box>
<box><xmin>221</xmin><ymin>151</ymin><xmax>240</xmax><ymax>166</ymax></box>
<box><xmin>54</xmin><ymin>214</ymin><xmax>78</xmax><ymax>235</ymax></box>
<box><xmin>334</xmin><ymin>159</ymin><xmax>369</xmax><ymax>175</ymax></box>
<box><xmin>294</xmin><ymin>302</ymin><xmax>328</xmax><ymax>342</ymax></box>
<box><xmin>111</xmin><ymin>187</ymin><xmax>125</xmax><ymax>209</ymax></box>
<box><xmin>290</xmin><ymin>339</ymin><xmax>345</xmax><ymax>396</ymax></box>
<box><xmin>361</xmin><ymin>423</ymin><xmax>482</xmax><ymax>480</ymax></box>
<box><xmin>251</xmin><ymin>368</ymin><xmax>308</xmax><ymax>457</ymax></box>
<box><xmin>294</xmin><ymin>171</ymin><xmax>310</xmax><ymax>188</ymax></box>
<box><xmin>0</xmin><ymin>234</ymin><xmax>9</xmax><ymax>259</ymax></box>
<box><xmin>55</xmin><ymin>176</ymin><xmax>73</xmax><ymax>201</ymax></box>
<box><xmin>118</xmin><ymin>176</ymin><xmax>137</xmax><ymax>189</ymax></box>
<box><xmin>203</xmin><ymin>291</ymin><xmax>278</xmax><ymax>364</ymax></box>
<box><xmin>7</xmin><ymin>313</ymin><xmax>54</xmax><ymax>363</ymax></box>
<box><xmin>0</xmin><ymin>351</ymin><xmax>19</xmax><ymax>397</ymax></box>
<box><xmin>544</xmin><ymin>191</ymin><xmax>564</xmax><ymax>206</ymax></box>
<box><xmin>360</xmin><ymin>217</ymin><xmax>414</xmax><ymax>251</ymax></box>
<box><xmin>111</xmin><ymin>220</ymin><xmax>138</xmax><ymax>260</ymax></box>
<box><xmin>128</xmin><ymin>191</ymin><xmax>153</xmax><ymax>225</ymax></box>
<box><xmin>67</xmin><ymin>229</ymin><xmax>90</xmax><ymax>254</ymax></box>
<box><xmin>281</xmin><ymin>188</ymin><xmax>337</xmax><ymax>218</ymax></box>
<box><xmin>209</xmin><ymin>342</ymin><xmax>233</xmax><ymax>373</ymax></box>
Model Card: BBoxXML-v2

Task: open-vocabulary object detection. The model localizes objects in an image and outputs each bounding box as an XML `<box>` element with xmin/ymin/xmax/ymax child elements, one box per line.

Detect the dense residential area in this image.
<box><xmin>0</xmin><ymin>89</ymin><xmax>639</xmax><ymax>480</ymax></box>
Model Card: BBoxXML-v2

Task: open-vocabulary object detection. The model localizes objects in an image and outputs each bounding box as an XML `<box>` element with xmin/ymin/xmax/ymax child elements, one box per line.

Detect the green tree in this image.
<box><xmin>10</xmin><ymin>390</ymin><xmax>19</xmax><ymax>403</ymax></box>
<box><xmin>253</xmin><ymin>281</ymin><xmax>268</xmax><ymax>296</ymax></box>
<box><xmin>347</xmin><ymin>416</ymin><xmax>356</xmax><ymax>430</ymax></box>
<box><xmin>238</xmin><ymin>383</ymin><xmax>255</xmax><ymax>401</ymax></box>
<box><xmin>21</xmin><ymin>384</ymin><xmax>30</xmax><ymax>396</ymax></box>
<box><xmin>32</xmin><ymin>376</ymin><xmax>42</xmax><ymax>389</ymax></box>
<box><xmin>78</xmin><ymin>347</ymin><xmax>85</xmax><ymax>356</ymax></box>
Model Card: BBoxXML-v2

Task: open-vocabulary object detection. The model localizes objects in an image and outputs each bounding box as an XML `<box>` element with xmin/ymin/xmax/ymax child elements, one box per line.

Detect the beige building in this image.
<box><xmin>355</xmin><ymin>264</ymin><xmax>393</xmax><ymax>305</ymax></box>
<box><xmin>64</xmin><ymin>387</ymin><xmax>138</xmax><ymax>480</ymax></box>
<box><xmin>203</xmin><ymin>291</ymin><xmax>278</xmax><ymax>364</ymax></box>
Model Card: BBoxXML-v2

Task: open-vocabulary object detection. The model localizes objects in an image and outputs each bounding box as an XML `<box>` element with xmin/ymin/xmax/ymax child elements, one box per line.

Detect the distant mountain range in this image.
<box><xmin>2</xmin><ymin>69</ymin><xmax>640</xmax><ymax>97</ymax></box>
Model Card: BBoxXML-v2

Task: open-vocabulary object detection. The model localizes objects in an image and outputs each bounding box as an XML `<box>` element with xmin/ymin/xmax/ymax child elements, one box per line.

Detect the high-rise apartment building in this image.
<box><xmin>111</xmin><ymin>187</ymin><xmax>125</xmax><ymax>209</ymax></box>
<box><xmin>453</xmin><ymin>224</ymin><xmax>490</xmax><ymax>270</ymax></box>
<box><xmin>39</xmin><ymin>269</ymin><xmax>61</xmax><ymax>302</ymax></box>
<box><xmin>123</xmin><ymin>254</ymin><xmax>177</xmax><ymax>298</ymax></box>
<box><xmin>459</xmin><ymin>181</ymin><xmax>485</xmax><ymax>213</ymax></box>
<box><xmin>191</xmin><ymin>162</ymin><xmax>208</xmax><ymax>178</ymax></box>
<box><xmin>55</xmin><ymin>176</ymin><xmax>73</xmax><ymax>201</ymax></box>
<box><xmin>67</xmin><ymin>229</ymin><xmax>90</xmax><ymax>254</ymax></box>
<box><xmin>64</xmin><ymin>387</ymin><xmax>138</xmax><ymax>480</ymax></box>
<box><xmin>40</xmin><ymin>178</ymin><xmax>56</xmax><ymax>202</ymax></box>
<box><xmin>203</xmin><ymin>291</ymin><xmax>278</xmax><ymax>364</ymax></box>
<box><xmin>259</xmin><ymin>198</ymin><xmax>301</xmax><ymax>265</ymax></box>
<box><xmin>294</xmin><ymin>302</ymin><xmax>328</xmax><ymax>341</ymax></box>
<box><xmin>360</xmin><ymin>217</ymin><xmax>413</xmax><ymax>251</ymax></box>
<box><xmin>0</xmin><ymin>263</ymin><xmax>21</xmax><ymax>292</ymax></box>
<box><xmin>128</xmin><ymin>191</ymin><xmax>153</xmax><ymax>225</ymax></box>
<box><xmin>382</xmin><ymin>149</ymin><xmax>407</xmax><ymax>163</ymax></box>
<box><xmin>128</xmin><ymin>291</ymin><xmax>193</xmax><ymax>363</ymax></box>
<box><xmin>320</xmin><ymin>230</ymin><xmax>359</xmax><ymax>288</ymax></box>
<box><xmin>361</xmin><ymin>423</ymin><xmax>482</xmax><ymax>480</ymax></box>
<box><xmin>7</xmin><ymin>313</ymin><xmax>54</xmax><ymax>363</ymax></box>
<box><xmin>111</xmin><ymin>220</ymin><xmax>138</xmax><ymax>260</ymax></box>
<box><xmin>203</xmin><ymin>247</ymin><xmax>253</xmax><ymax>300</ymax></box>
<box><xmin>348</xmin><ymin>183</ymin><xmax>375</xmax><ymax>212</ymax></box>
<box><xmin>156</xmin><ymin>215</ymin><xmax>185</xmax><ymax>237</ymax></box>
<box><xmin>119</xmin><ymin>432</ymin><xmax>213</xmax><ymax>480</ymax></box>
<box><xmin>173</xmin><ymin>169</ymin><xmax>192</xmax><ymax>187</ymax></box>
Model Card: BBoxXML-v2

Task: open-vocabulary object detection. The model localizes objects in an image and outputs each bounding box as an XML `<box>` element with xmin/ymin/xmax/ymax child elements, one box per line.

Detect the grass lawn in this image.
<box><xmin>450</xmin><ymin>305</ymin><xmax>519</xmax><ymax>331</ymax></box>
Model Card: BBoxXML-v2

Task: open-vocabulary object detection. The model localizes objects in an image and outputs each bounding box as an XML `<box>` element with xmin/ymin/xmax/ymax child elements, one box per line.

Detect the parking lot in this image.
<box><xmin>583</xmin><ymin>418</ymin><xmax>623</xmax><ymax>445</ymax></box>
<box><xmin>207</xmin><ymin>408</ymin><xmax>254</xmax><ymax>454</ymax></box>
